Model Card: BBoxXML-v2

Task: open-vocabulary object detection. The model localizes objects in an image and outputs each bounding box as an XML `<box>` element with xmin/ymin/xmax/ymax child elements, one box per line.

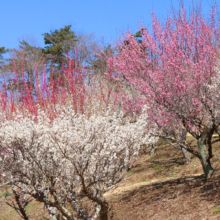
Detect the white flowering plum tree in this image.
<box><xmin>0</xmin><ymin>105</ymin><xmax>157</xmax><ymax>220</ymax></box>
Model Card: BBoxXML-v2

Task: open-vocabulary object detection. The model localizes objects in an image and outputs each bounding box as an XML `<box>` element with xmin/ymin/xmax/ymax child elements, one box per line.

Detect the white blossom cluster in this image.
<box><xmin>0</xmin><ymin>105</ymin><xmax>157</xmax><ymax>219</ymax></box>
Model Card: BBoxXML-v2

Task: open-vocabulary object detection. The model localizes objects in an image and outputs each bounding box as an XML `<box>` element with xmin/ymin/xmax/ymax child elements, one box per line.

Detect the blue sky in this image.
<box><xmin>0</xmin><ymin>0</ymin><xmax>217</xmax><ymax>50</ymax></box>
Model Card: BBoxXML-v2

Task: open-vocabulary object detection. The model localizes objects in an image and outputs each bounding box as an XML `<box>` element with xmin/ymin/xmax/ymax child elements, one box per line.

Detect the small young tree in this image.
<box><xmin>113</xmin><ymin>5</ymin><xmax>220</xmax><ymax>179</ymax></box>
<box><xmin>0</xmin><ymin>47</ymin><xmax>8</xmax><ymax>65</ymax></box>
<box><xmin>2</xmin><ymin>38</ymin><xmax>45</xmax><ymax>94</ymax></box>
<box><xmin>69</xmin><ymin>32</ymin><xmax>103</xmax><ymax>67</ymax></box>
<box><xmin>0</xmin><ymin>46</ymin><xmax>9</xmax><ymax>76</ymax></box>
<box><xmin>42</xmin><ymin>25</ymin><xmax>77</xmax><ymax>82</ymax></box>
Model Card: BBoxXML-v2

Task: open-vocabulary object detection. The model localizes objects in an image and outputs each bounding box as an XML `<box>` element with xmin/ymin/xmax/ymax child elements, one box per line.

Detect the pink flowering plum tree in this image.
<box><xmin>112</xmin><ymin>5</ymin><xmax>220</xmax><ymax>179</ymax></box>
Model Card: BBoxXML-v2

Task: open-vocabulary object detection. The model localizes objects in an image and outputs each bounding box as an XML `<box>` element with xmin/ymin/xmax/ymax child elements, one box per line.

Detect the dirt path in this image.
<box><xmin>104</xmin><ymin>173</ymin><xmax>203</xmax><ymax>197</ymax></box>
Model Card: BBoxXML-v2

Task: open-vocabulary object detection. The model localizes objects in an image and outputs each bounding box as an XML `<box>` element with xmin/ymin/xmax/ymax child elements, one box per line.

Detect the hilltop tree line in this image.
<box><xmin>0</xmin><ymin>25</ymin><xmax>114</xmax><ymax>92</ymax></box>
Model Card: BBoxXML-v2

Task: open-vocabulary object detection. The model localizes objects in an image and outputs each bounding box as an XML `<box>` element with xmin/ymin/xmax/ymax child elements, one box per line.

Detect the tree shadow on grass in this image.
<box><xmin>117</xmin><ymin>173</ymin><xmax>220</xmax><ymax>206</ymax></box>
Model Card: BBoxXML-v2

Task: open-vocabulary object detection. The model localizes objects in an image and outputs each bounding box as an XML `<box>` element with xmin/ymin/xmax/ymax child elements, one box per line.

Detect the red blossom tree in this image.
<box><xmin>113</xmin><ymin>5</ymin><xmax>220</xmax><ymax>179</ymax></box>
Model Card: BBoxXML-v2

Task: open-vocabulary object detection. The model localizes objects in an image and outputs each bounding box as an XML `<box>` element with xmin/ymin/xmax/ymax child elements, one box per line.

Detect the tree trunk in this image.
<box><xmin>181</xmin><ymin>147</ymin><xmax>191</xmax><ymax>164</ymax></box>
<box><xmin>166</xmin><ymin>131</ymin><xmax>191</xmax><ymax>164</ymax></box>
<box><xmin>198</xmin><ymin>133</ymin><xmax>214</xmax><ymax>180</ymax></box>
<box><xmin>150</xmin><ymin>144</ymin><xmax>155</xmax><ymax>156</ymax></box>
<box><xmin>99</xmin><ymin>205</ymin><xmax>109</xmax><ymax>220</ymax></box>
<box><xmin>217</xmin><ymin>129</ymin><xmax>220</xmax><ymax>138</ymax></box>
<box><xmin>50</xmin><ymin>56</ymin><xmax>55</xmax><ymax>82</ymax></box>
<box><xmin>180</xmin><ymin>129</ymin><xmax>191</xmax><ymax>164</ymax></box>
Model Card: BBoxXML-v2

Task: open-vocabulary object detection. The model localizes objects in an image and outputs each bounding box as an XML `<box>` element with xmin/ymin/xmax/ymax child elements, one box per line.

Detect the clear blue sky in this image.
<box><xmin>0</xmin><ymin>0</ymin><xmax>217</xmax><ymax>49</ymax></box>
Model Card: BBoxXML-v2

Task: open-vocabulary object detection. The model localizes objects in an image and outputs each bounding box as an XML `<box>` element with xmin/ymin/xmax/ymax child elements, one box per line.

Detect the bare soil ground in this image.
<box><xmin>1</xmin><ymin>136</ymin><xmax>220</xmax><ymax>219</ymax></box>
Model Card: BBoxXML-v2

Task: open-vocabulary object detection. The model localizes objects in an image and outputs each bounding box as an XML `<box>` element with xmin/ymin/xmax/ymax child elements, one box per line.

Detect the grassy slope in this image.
<box><xmin>1</xmin><ymin>136</ymin><xmax>220</xmax><ymax>219</ymax></box>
